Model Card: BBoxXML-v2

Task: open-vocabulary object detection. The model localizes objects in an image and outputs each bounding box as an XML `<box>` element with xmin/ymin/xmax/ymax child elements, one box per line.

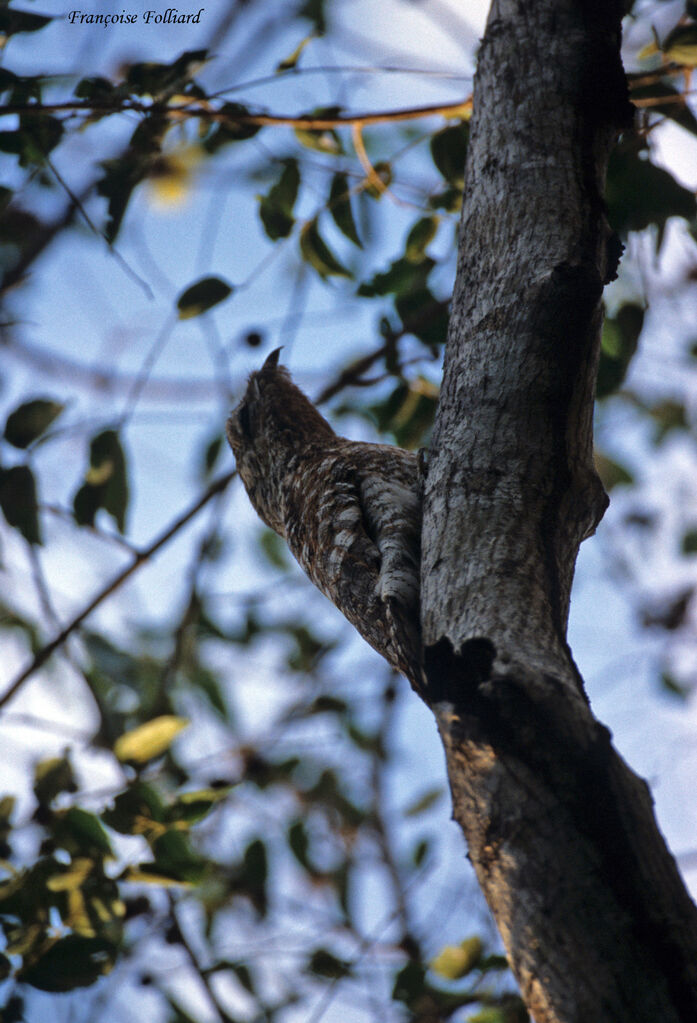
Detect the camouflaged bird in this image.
<box><xmin>226</xmin><ymin>349</ymin><xmax>424</xmax><ymax>693</ymax></box>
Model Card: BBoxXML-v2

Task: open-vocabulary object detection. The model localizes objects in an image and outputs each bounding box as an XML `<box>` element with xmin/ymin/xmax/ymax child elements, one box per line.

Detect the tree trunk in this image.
<box><xmin>420</xmin><ymin>2</ymin><xmax>697</xmax><ymax>1021</ymax></box>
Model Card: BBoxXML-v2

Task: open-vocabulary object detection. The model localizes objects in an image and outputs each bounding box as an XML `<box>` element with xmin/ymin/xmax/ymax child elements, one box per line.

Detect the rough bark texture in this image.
<box><xmin>420</xmin><ymin>2</ymin><xmax>697</xmax><ymax>1021</ymax></box>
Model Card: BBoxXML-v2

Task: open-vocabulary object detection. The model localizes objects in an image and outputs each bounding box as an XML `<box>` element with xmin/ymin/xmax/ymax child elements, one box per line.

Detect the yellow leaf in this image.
<box><xmin>46</xmin><ymin>858</ymin><xmax>93</xmax><ymax>891</ymax></box>
<box><xmin>430</xmin><ymin>936</ymin><xmax>483</xmax><ymax>979</ymax></box>
<box><xmin>147</xmin><ymin>145</ymin><xmax>202</xmax><ymax>207</ymax></box>
<box><xmin>114</xmin><ymin>716</ymin><xmax>188</xmax><ymax>764</ymax></box>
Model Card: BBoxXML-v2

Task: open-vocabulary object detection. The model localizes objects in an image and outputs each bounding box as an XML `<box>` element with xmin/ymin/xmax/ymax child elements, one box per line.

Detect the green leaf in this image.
<box><xmin>167</xmin><ymin>787</ymin><xmax>231</xmax><ymax>826</ymax></box>
<box><xmin>258</xmin><ymin>159</ymin><xmax>300</xmax><ymax>240</ymax></box>
<box><xmin>597</xmin><ymin>303</ymin><xmax>644</xmax><ymax>398</ymax></box>
<box><xmin>650</xmin><ymin>399</ymin><xmax>688</xmax><ymax>443</ymax></box>
<box><xmin>238</xmin><ymin>838</ymin><xmax>268</xmax><ymax>916</ymax></box>
<box><xmin>660</xmin><ymin>671</ymin><xmax>690</xmax><ymax>699</ymax></box>
<box><xmin>396</xmin><ymin>288</ymin><xmax>449</xmax><ymax>349</ymax></box>
<box><xmin>405</xmin><ymin>216</ymin><xmax>439</xmax><ymax>263</ymax></box>
<box><xmin>358</xmin><ymin>255</ymin><xmax>435</xmax><ymax>298</ymax></box>
<box><xmin>0</xmin><ymin>952</ymin><xmax>11</xmax><ymax>981</ymax></box>
<box><xmin>300</xmin><ymin>217</ymin><xmax>352</xmax><ymax>279</ymax></box>
<box><xmin>2</xmin><ymin>995</ymin><xmax>23</xmax><ymax>1023</ymax></box>
<box><xmin>74</xmin><ymin>76</ymin><xmax>116</xmax><ymax>102</ymax></box>
<box><xmin>288</xmin><ymin>819</ymin><xmax>312</xmax><ymax>870</ymax></box>
<box><xmin>412</xmin><ymin>837</ymin><xmax>430</xmax><ymax>866</ymax></box>
<box><xmin>18</xmin><ymin>935</ymin><xmax>117</xmax><ymax>992</ymax></box>
<box><xmin>33</xmin><ymin>755</ymin><xmax>78</xmax><ymax>807</ymax></box>
<box><xmin>299</xmin><ymin>0</ymin><xmax>326</xmax><ymax>33</ymax></box>
<box><xmin>430</xmin><ymin>122</ymin><xmax>469</xmax><ymax>187</ymax></box>
<box><xmin>329</xmin><ymin>172</ymin><xmax>362</xmax><ymax>247</ymax></box>
<box><xmin>97</xmin><ymin>114</ymin><xmax>167</xmax><ymax>242</ymax></box>
<box><xmin>259</xmin><ymin>527</ymin><xmax>289</xmax><ymax>568</ymax></box>
<box><xmin>2</xmin><ymin>115</ymin><xmax>63</xmax><ymax>167</ymax></box>
<box><xmin>177</xmin><ymin>276</ymin><xmax>233</xmax><ymax>318</ymax></box>
<box><xmin>102</xmin><ymin>781</ymin><xmax>166</xmax><ymax>835</ymax></box>
<box><xmin>607</xmin><ymin>142</ymin><xmax>696</xmax><ymax>243</ymax></box>
<box><xmin>73</xmin><ymin>429</ymin><xmax>129</xmax><ymax>533</ymax></box>
<box><xmin>54</xmin><ymin>807</ymin><xmax>114</xmax><ymax>858</ymax></box>
<box><xmin>125</xmin><ymin>50</ymin><xmax>207</xmax><ymax>97</ymax></box>
<box><xmin>0</xmin><ymin>465</ymin><xmax>41</xmax><ymax>544</ymax></box>
<box><xmin>148</xmin><ymin>829</ymin><xmax>205</xmax><ymax>883</ymax></box>
<box><xmin>4</xmin><ymin>398</ymin><xmax>64</xmax><ymax>449</ymax></box>
<box><xmin>114</xmin><ymin>716</ymin><xmax>188</xmax><ymax>764</ymax></box>
<box><xmin>392</xmin><ymin>961</ymin><xmax>427</xmax><ymax>1006</ymax></box>
<box><xmin>594</xmin><ymin>451</ymin><xmax>634</xmax><ymax>490</ymax></box>
<box><xmin>294</xmin><ymin>126</ymin><xmax>342</xmax><ymax>154</ymax></box>
<box><xmin>403</xmin><ymin>785</ymin><xmax>444</xmax><ymax>817</ymax></box>
<box><xmin>682</xmin><ymin>529</ymin><xmax>697</xmax><ymax>554</ymax></box>
<box><xmin>201</xmin><ymin>434</ymin><xmax>223</xmax><ymax>479</ymax></box>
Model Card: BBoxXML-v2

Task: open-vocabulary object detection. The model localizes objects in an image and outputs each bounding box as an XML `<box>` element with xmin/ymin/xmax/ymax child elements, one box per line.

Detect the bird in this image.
<box><xmin>226</xmin><ymin>348</ymin><xmax>424</xmax><ymax>693</ymax></box>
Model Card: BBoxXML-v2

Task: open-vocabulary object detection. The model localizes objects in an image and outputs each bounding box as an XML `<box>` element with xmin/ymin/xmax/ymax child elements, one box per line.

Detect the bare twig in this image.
<box><xmin>0</xmin><ymin>471</ymin><xmax>236</xmax><ymax>710</ymax></box>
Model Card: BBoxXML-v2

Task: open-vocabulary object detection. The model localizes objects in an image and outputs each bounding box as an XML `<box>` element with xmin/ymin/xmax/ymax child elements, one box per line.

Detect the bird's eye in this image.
<box><xmin>238</xmin><ymin>403</ymin><xmax>253</xmax><ymax>439</ymax></box>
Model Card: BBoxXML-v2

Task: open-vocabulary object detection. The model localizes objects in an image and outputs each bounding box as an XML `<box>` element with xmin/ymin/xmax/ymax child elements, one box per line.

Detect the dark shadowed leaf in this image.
<box><xmin>682</xmin><ymin>528</ymin><xmax>697</xmax><ymax>554</ymax></box>
<box><xmin>299</xmin><ymin>0</ymin><xmax>326</xmax><ymax>33</ymax></box>
<box><xmin>597</xmin><ymin>303</ymin><xmax>644</xmax><ymax>398</ymax></box>
<box><xmin>430</xmin><ymin>122</ymin><xmax>469</xmax><ymax>187</ymax></box>
<box><xmin>54</xmin><ymin>807</ymin><xmax>114</xmax><ymax>857</ymax></box>
<box><xmin>102</xmin><ymin>781</ymin><xmax>167</xmax><ymax>835</ymax></box>
<box><xmin>167</xmin><ymin>787</ymin><xmax>231</xmax><ymax>826</ymax></box>
<box><xmin>18</xmin><ymin>935</ymin><xmax>117</xmax><ymax>992</ymax></box>
<box><xmin>148</xmin><ymin>829</ymin><xmax>205</xmax><ymax>883</ymax></box>
<box><xmin>660</xmin><ymin>671</ymin><xmax>690</xmax><ymax>698</ymax></box>
<box><xmin>4</xmin><ymin>398</ymin><xmax>64</xmax><ymax>449</ymax></box>
<box><xmin>0</xmin><ymin>465</ymin><xmax>41</xmax><ymax>544</ymax></box>
<box><xmin>73</xmin><ymin>429</ymin><xmax>129</xmax><ymax>533</ymax></box>
<box><xmin>202</xmin><ymin>434</ymin><xmax>223</xmax><ymax>478</ymax></box>
<box><xmin>607</xmin><ymin>142</ymin><xmax>696</xmax><ymax>243</ymax></box>
<box><xmin>300</xmin><ymin>217</ymin><xmax>351</xmax><ymax>279</ymax></box>
<box><xmin>329</xmin><ymin>172</ymin><xmax>362</xmax><ymax>247</ymax></box>
<box><xmin>177</xmin><ymin>276</ymin><xmax>233</xmax><ymax>318</ymax></box>
<box><xmin>594</xmin><ymin>451</ymin><xmax>634</xmax><ymax>490</ymax></box>
<box><xmin>203</xmin><ymin>102</ymin><xmax>262</xmax><ymax>152</ymax></box>
<box><xmin>0</xmin><ymin>9</ymin><xmax>52</xmax><ymax>37</ymax></box>
<box><xmin>33</xmin><ymin>755</ymin><xmax>77</xmax><ymax>807</ymax></box>
<box><xmin>258</xmin><ymin>159</ymin><xmax>300</xmax><ymax>240</ymax></box>
<box><xmin>307</xmin><ymin>948</ymin><xmax>352</xmax><ymax>978</ymax></box>
<box><xmin>405</xmin><ymin>216</ymin><xmax>439</xmax><ymax>262</ymax></box>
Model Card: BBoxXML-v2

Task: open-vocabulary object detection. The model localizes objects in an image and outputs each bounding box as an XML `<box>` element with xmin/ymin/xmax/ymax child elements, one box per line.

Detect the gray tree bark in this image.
<box><xmin>420</xmin><ymin>2</ymin><xmax>697</xmax><ymax>1021</ymax></box>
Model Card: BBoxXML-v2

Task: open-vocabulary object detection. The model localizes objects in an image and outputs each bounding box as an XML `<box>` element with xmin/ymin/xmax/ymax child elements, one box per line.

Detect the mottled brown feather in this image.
<box><xmin>226</xmin><ymin>352</ymin><xmax>423</xmax><ymax>691</ymax></box>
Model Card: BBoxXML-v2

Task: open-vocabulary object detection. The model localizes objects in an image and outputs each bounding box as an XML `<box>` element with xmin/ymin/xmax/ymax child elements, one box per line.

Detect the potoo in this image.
<box><xmin>226</xmin><ymin>349</ymin><xmax>424</xmax><ymax>693</ymax></box>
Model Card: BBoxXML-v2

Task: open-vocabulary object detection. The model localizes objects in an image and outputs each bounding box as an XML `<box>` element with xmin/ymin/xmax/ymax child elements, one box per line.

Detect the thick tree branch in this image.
<box><xmin>420</xmin><ymin>2</ymin><xmax>697</xmax><ymax>1022</ymax></box>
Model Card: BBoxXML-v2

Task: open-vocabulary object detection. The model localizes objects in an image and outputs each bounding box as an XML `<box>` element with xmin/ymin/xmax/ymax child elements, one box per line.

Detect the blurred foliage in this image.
<box><xmin>0</xmin><ymin>0</ymin><xmax>697</xmax><ymax>1019</ymax></box>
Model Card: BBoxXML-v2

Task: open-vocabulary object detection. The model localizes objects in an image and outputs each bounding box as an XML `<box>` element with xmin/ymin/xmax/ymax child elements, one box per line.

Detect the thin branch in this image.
<box><xmin>3</xmin><ymin>95</ymin><xmax>474</xmax><ymax>129</ymax></box>
<box><xmin>44</xmin><ymin>154</ymin><xmax>154</xmax><ymax>299</ymax></box>
<box><xmin>352</xmin><ymin>123</ymin><xmax>389</xmax><ymax>196</ymax></box>
<box><xmin>368</xmin><ymin>684</ymin><xmax>422</xmax><ymax>959</ymax></box>
<box><xmin>167</xmin><ymin>894</ymin><xmax>240</xmax><ymax>1023</ymax></box>
<box><xmin>0</xmin><ymin>471</ymin><xmax>235</xmax><ymax>710</ymax></box>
